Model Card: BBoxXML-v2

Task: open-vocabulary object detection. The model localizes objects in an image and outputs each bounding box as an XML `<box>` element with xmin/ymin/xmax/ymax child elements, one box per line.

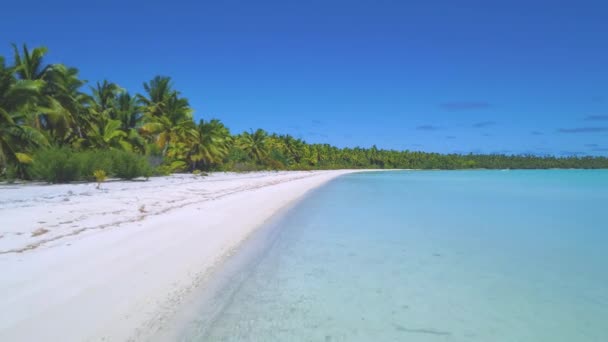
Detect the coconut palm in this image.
<box><xmin>42</xmin><ymin>63</ymin><xmax>90</xmax><ymax>143</ymax></box>
<box><xmin>140</xmin><ymin>92</ymin><xmax>195</xmax><ymax>154</ymax></box>
<box><xmin>0</xmin><ymin>56</ymin><xmax>48</xmax><ymax>174</ymax></box>
<box><xmin>0</xmin><ymin>111</ymin><xmax>47</xmax><ymax>172</ymax></box>
<box><xmin>238</xmin><ymin>129</ymin><xmax>268</xmax><ymax>163</ymax></box>
<box><xmin>85</xmin><ymin>116</ymin><xmax>133</xmax><ymax>150</ymax></box>
<box><xmin>12</xmin><ymin>44</ymin><xmax>50</xmax><ymax>81</ymax></box>
<box><xmin>137</xmin><ymin>76</ymin><xmax>175</xmax><ymax>118</ymax></box>
<box><xmin>280</xmin><ymin>134</ymin><xmax>305</xmax><ymax>164</ymax></box>
<box><xmin>0</xmin><ymin>56</ymin><xmax>43</xmax><ymax>114</ymax></box>
<box><xmin>188</xmin><ymin>119</ymin><xmax>232</xmax><ymax>170</ymax></box>
<box><xmin>115</xmin><ymin>92</ymin><xmax>142</xmax><ymax>130</ymax></box>
<box><xmin>12</xmin><ymin>44</ymin><xmax>89</xmax><ymax>144</ymax></box>
<box><xmin>114</xmin><ymin>92</ymin><xmax>146</xmax><ymax>153</ymax></box>
<box><xmin>91</xmin><ymin>80</ymin><xmax>122</xmax><ymax>117</ymax></box>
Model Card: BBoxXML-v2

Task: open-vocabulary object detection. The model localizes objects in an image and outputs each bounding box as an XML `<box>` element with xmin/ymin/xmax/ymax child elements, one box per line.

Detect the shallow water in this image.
<box><xmin>182</xmin><ymin>170</ymin><xmax>608</xmax><ymax>341</ymax></box>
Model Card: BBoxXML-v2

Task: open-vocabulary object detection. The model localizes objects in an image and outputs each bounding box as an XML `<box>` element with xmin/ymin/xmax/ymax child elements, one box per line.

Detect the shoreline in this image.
<box><xmin>152</xmin><ymin>176</ymin><xmax>335</xmax><ymax>341</ymax></box>
<box><xmin>0</xmin><ymin>170</ymin><xmax>369</xmax><ymax>341</ymax></box>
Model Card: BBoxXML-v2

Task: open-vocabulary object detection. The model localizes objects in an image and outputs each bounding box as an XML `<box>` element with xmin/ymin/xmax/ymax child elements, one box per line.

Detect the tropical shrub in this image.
<box><xmin>4</xmin><ymin>165</ymin><xmax>18</xmax><ymax>183</ymax></box>
<box><xmin>152</xmin><ymin>165</ymin><xmax>172</xmax><ymax>176</ymax></box>
<box><xmin>265</xmin><ymin>157</ymin><xmax>285</xmax><ymax>170</ymax></box>
<box><xmin>111</xmin><ymin>150</ymin><xmax>152</xmax><ymax>180</ymax></box>
<box><xmin>79</xmin><ymin>150</ymin><xmax>113</xmax><ymax>181</ymax></box>
<box><xmin>231</xmin><ymin>162</ymin><xmax>261</xmax><ymax>172</ymax></box>
<box><xmin>31</xmin><ymin>147</ymin><xmax>82</xmax><ymax>183</ymax></box>
<box><xmin>29</xmin><ymin>148</ymin><xmax>153</xmax><ymax>183</ymax></box>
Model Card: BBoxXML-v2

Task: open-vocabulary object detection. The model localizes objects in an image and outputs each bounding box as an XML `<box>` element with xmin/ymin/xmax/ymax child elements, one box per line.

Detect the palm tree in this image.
<box><xmin>42</xmin><ymin>63</ymin><xmax>90</xmax><ymax>143</ymax></box>
<box><xmin>140</xmin><ymin>92</ymin><xmax>195</xmax><ymax>154</ymax></box>
<box><xmin>137</xmin><ymin>76</ymin><xmax>174</xmax><ymax>118</ymax></box>
<box><xmin>238</xmin><ymin>129</ymin><xmax>268</xmax><ymax>163</ymax></box>
<box><xmin>115</xmin><ymin>92</ymin><xmax>146</xmax><ymax>153</ymax></box>
<box><xmin>12</xmin><ymin>44</ymin><xmax>89</xmax><ymax>144</ymax></box>
<box><xmin>188</xmin><ymin>119</ymin><xmax>232</xmax><ymax>170</ymax></box>
<box><xmin>12</xmin><ymin>44</ymin><xmax>50</xmax><ymax>81</ymax></box>
<box><xmin>91</xmin><ymin>80</ymin><xmax>122</xmax><ymax>117</ymax></box>
<box><xmin>115</xmin><ymin>92</ymin><xmax>142</xmax><ymax>130</ymax></box>
<box><xmin>281</xmin><ymin>134</ymin><xmax>305</xmax><ymax>164</ymax></box>
<box><xmin>138</xmin><ymin>76</ymin><xmax>194</xmax><ymax>153</ymax></box>
<box><xmin>0</xmin><ymin>56</ymin><xmax>43</xmax><ymax>113</ymax></box>
<box><xmin>302</xmin><ymin>145</ymin><xmax>320</xmax><ymax>166</ymax></box>
<box><xmin>86</xmin><ymin>117</ymin><xmax>132</xmax><ymax>150</ymax></box>
<box><xmin>0</xmin><ymin>111</ymin><xmax>48</xmax><ymax>173</ymax></box>
<box><xmin>0</xmin><ymin>56</ymin><xmax>48</xmax><ymax>174</ymax></box>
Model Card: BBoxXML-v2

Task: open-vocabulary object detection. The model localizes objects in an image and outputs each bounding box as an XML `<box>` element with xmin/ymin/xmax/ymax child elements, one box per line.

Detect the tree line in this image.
<box><xmin>1</xmin><ymin>44</ymin><xmax>607</xmax><ymax>182</ymax></box>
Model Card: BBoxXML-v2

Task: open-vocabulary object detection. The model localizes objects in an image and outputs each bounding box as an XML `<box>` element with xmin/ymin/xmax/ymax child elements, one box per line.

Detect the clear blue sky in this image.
<box><xmin>2</xmin><ymin>0</ymin><xmax>607</xmax><ymax>156</ymax></box>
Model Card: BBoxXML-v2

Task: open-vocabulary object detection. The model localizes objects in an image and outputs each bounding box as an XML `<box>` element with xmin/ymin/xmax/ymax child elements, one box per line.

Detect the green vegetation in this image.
<box><xmin>29</xmin><ymin>147</ymin><xmax>149</xmax><ymax>183</ymax></box>
<box><xmin>93</xmin><ymin>169</ymin><xmax>106</xmax><ymax>189</ymax></box>
<box><xmin>1</xmin><ymin>44</ymin><xmax>607</xmax><ymax>183</ymax></box>
<box><xmin>30</xmin><ymin>147</ymin><xmax>83</xmax><ymax>183</ymax></box>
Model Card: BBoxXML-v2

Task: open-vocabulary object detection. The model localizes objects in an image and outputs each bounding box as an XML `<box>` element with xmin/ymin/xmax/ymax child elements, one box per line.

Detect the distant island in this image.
<box><xmin>2</xmin><ymin>44</ymin><xmax>607</xmax><ymax>183</ymax></box>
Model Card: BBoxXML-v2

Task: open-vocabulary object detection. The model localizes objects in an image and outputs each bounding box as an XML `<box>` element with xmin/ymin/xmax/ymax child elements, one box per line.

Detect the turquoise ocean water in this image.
<box><xmin>180</xmin><ymin>170</ymin><xmax>608</xmax><ymax>341</ymax></box>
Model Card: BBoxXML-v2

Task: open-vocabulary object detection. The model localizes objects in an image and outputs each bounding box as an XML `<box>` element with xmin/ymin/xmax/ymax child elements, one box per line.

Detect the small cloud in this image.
<box><xmin>558</xmin><ymin>127</ymin><xmax>608</xmax><ymax>133</ymax></box>
<box><xmin>585</xmin><ymin>143</ymin><xmax>599</xmax><ymax>147</ymax></box>
<box><xmin>416</xmin><ymin>125</ymin><xmax>440</xmax><ymax>131</ymax></box>
<box><xmin>472</xmin><ymin>121</ymin><xmax>496</xmax><ymax>128</ymax></box>
<box><xmin>482</xmin><ymin>133</ymin><xmax>492</xmax><ymax>137</ymax></box>
<box><xmin>531</xmin><ymin>131</ymin><xmax>543</xmax><ymax>135</ymax></box>
<box><xmin>592</xmin><ymin>147</ymin><xmax>608</xmax><ymax>152</ymax></box>
<box><xmin>585</xmin><ymin>115</ymin><xmax>608</xmax><ymax>121</ymax></box>
<box><xmin>560</xmin><ymin>151</ymin><xmax>587</xmax><ymax>156</ymax></box>
<box><xmin>440</xmin><ymin>101</ymin><xmax>491</xmax><ymax>111</ymax></box>
<box><xmin>445</xmin><ymin>136</ymin><xmax>456</xmax><ymax>139</ymax></box>
<box><xmin>311</xmin><ymin>119</ymin><xmax>323</xmax><ymax>126</ymax></box>
<box><xmin>519</xmin><ymin>150</ymin><xmax>545</xmax><ymax>156</ymax></box>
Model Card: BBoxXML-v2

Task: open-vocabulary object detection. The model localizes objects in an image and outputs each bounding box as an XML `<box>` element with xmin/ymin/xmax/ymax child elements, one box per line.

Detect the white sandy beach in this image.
<box><xmin>0</xmin><ymin>170</ymin><xmax>362</xmax><ymax>341</ymax></box>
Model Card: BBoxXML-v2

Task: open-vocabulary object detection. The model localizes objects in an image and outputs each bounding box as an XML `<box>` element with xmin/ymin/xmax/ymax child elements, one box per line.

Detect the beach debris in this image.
<box><xmin>392</xmin><ymin>323</ymin><xmax>451</xmax><ymax>336</ymax></box>
<box><xmin>31</xmin><ymin>228</ymin><xmax>50</xmax><ymax>237</ymax></box>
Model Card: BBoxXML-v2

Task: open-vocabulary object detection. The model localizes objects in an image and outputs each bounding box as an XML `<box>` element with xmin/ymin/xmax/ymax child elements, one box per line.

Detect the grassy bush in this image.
<box><xmin>153</xmin><ymin>165</ymin><xmax>173</xmax><ymax>176</ymax></box>
<box><xmin>3</xmin><ymin>165</ymin><xmax>18</xmax><ymax>183</ymax></box>
<box><xmin>31</xmin><ymin>147</ymin><xmax>82</xmax><ymax>183</ymax></box>
<box><xmin>264</xmin><ymin>157</ymin><xmax>285</xmax><ymax>170</ymax></box>
<box><xmin>79</xmin><ymin>150</ymin><xmax>113</xmax><ymax>181</ymax></box>
<box><xmin>111</xmin><ymin>150</ymin><xmax>152</xmax><ymax>180</ymax></box>
<box><xmin>231</xmin><ymin>162</ymin><xmax>261</xmax><ymax>172</ymax></box>
<box><xmin>30</xmin><ymin>147</ymin><xmax>153</xmax><ymax>183</ymax></box>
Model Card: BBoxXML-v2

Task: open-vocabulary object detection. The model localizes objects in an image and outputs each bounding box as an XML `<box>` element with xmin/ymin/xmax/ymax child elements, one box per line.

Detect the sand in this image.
<box><xmin>0</xmin><ymin>170</ymin><xmax>362</xmax><ymax>341</ymax></box>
